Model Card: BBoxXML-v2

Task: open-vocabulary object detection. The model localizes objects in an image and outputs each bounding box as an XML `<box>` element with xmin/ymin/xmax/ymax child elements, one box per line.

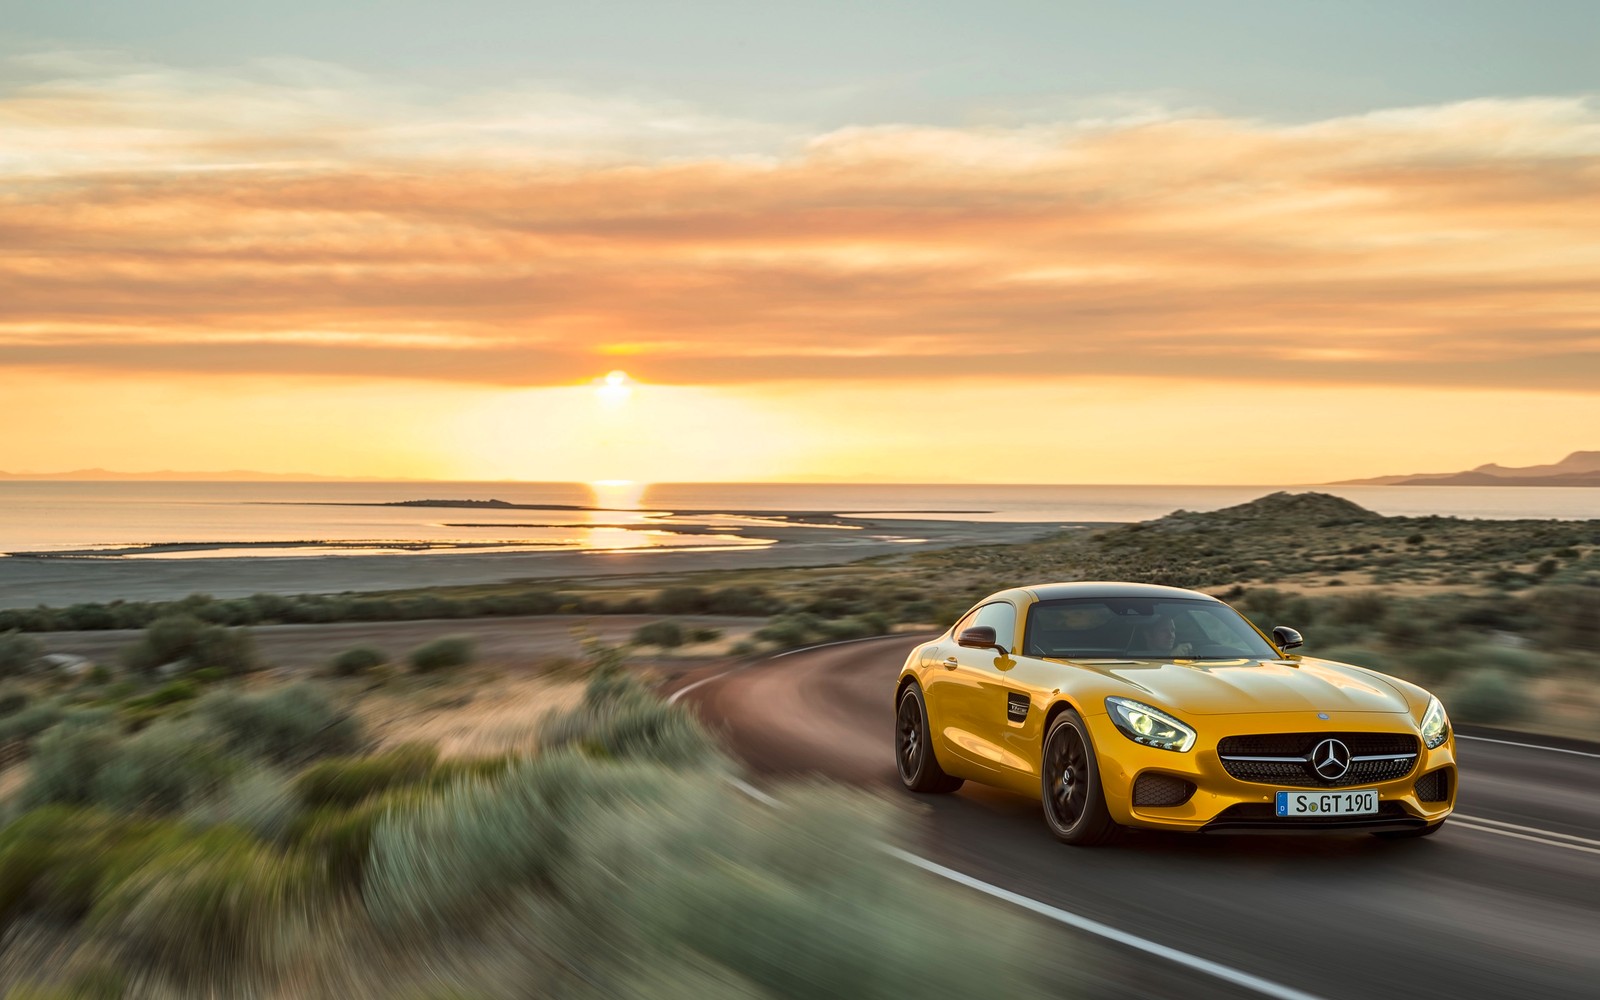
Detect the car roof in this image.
<box><xmin>1021</xmin><ymin>581</ymin><xmax>1223</xmax><ymax>603</ymax></box>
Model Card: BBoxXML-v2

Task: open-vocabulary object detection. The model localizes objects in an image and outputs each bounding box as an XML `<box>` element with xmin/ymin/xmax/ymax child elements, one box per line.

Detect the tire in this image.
<box><xmin>896</xmin><ymin>684</ymin><xmax>963</xmax><ymax>793</ymax></box>
<box><xmin>1374</xmin><ymin>819</ymin><xmax>1446</xmax><ymax>840</ymax></box>
<box><xmin>1040</xmin><ymin>709</ymin><xmax>1121</xmax><ymax>846</ymax></box>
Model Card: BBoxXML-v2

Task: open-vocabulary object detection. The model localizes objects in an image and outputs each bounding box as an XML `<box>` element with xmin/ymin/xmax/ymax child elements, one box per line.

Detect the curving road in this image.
<box><xmin>668</xmin><ymin>634</ymin><xmax>1600</xmax><ymax>1000</ymax></box>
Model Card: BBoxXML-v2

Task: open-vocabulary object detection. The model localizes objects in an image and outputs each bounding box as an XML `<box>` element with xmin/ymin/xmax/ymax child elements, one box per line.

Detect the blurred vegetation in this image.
<box><xmin>0</xmin><ymin>643</ymin><xmax>1064</xmax><ymax>998</ymax></box>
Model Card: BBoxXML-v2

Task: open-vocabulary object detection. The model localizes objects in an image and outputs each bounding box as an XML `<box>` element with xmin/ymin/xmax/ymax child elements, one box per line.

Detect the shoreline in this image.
<box><xmin>0</xmin><ymin>517</ymin><xmax>1082</xmax><ymax>609</ymax></box>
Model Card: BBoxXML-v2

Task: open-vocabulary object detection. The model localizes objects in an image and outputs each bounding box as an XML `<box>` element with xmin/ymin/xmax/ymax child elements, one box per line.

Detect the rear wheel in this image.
<box><xmin>896</xmin><ymin>684</ymin><xmax>963</xmax><ymax>793</ymax></box>
<box><xmin>1041</xmin><ymin>709</ymin><xmax>1120</xmax><ymax>846</ymax></box>
<box><xmin>1374</xmin><ymin>819</ymin><xmax>1446</xmax><ymax>839</ymax></box>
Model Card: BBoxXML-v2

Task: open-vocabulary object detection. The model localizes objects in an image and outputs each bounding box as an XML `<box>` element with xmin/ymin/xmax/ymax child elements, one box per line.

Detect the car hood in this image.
<box><xmin>1057</xmin><ymin>656</ymin><xmax>1411</xmax><ymax>716</ymax></box>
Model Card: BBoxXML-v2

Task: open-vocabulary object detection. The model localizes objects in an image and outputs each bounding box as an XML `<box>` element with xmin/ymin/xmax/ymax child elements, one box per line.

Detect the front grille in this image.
<box><xmin>1133</xmin><ymin>773</ymin><xmax>1196</xmax><ymax>807</ymax></box>
<box><xmin>1217</xmin><ymin>732</ymin><xmax>1419</xmax><ymax>788</ymax></box>
<box><xmin>1414</xmin><ymin>768</ymin><xmax>1452</xmax><ymax>803</ymax></box>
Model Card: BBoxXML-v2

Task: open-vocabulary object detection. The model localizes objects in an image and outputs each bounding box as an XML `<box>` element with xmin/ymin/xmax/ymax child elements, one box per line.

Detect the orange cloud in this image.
<box><xmin>1</xmin><ymin>61</ymin><xmax>1596</xmax><ymax>392</ymax></box>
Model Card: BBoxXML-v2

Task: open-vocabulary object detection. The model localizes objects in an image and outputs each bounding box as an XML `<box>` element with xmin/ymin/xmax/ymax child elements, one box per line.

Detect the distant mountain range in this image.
<box><xmin>1331</xmin><ymin>451</ymin><xmax>1600</xmax><ymax>487</ymax></box>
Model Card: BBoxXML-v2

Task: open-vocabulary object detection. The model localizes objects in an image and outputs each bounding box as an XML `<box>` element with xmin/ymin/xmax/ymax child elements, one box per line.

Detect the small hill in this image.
<box><xmin>1153</xmin><ymin>491</ymin><xmax>1382</xmax><ymax>532</ymax></box>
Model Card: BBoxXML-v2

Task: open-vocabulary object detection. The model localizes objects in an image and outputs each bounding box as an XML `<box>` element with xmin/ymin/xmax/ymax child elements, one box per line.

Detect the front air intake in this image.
<box><xmin>1413</xmin><ymin>768</ymin><xmax>1452</xmax><ymax>803</ymax></box>
<box><xmin>1132</xmin><ymin>772</ymin><xmax>1196</xmax><ymax>807</ymax></box>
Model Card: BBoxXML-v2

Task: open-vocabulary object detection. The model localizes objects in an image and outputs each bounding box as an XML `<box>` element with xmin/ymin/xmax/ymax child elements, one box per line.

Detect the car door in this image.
<box><xmin>939</xmin><ymin>601</ymin><xmax>1024</xmax><ymax>774</ymax></box>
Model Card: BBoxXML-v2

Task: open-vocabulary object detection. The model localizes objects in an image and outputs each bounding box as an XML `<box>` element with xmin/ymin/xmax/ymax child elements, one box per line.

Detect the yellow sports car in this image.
<box><xmin>895</xmin><ymin>583</ymin><xmax>1456</xmax><ymax>844</ymax></box>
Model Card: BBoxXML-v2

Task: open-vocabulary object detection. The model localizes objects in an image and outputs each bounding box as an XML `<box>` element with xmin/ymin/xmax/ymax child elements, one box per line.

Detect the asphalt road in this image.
<box><xmin>667</xmin><ymin>634</ymin><xmax>1600</xmax><ymax>1000</ymax></box>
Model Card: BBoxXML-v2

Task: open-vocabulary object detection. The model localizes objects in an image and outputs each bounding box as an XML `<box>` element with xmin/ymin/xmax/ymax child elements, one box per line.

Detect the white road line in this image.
<box><xmin>1455</xmin><ymin>814</ymin><xmax>1600</xmax><ymax>848</ymax></box>
<box><xmin>1457</xmin><ymin>734</ymin><xmax>1600</xmax><ymax>759</ymax></box>
<box><xmin>1452</xmin><ymin>820</ymin><xmax>1600</xmax><ymax>856</ymax></box>
<box><xmin>667</xmin><ymin>631</ymin><xmax>914</xmax><ymax>704</ymax></box>
<box><xmin>887</xmin><ymin>848</ymin><xmax>1329</xmax><ymax>1000</ymax></box>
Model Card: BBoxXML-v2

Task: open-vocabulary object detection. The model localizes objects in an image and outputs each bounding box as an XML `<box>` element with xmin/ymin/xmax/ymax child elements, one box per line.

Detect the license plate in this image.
<box><xmin>1275</xmin><ymin>789</ymin><xmax>1378</xmax><ymax>817</ymax></box>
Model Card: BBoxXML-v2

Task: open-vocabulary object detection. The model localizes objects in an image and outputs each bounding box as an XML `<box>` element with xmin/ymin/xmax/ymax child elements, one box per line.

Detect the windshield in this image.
<box><xmin>1023</xmin><ymin>597</ymin><xmax>1280</xmax><ymax>661</ymax></box>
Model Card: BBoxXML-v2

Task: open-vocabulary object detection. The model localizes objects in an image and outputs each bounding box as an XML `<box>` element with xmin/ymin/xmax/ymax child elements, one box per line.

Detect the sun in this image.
<box><xmin>594</xmin><ymin>369</ymin><xmax>633</xmax><ymax>408</ymax></box>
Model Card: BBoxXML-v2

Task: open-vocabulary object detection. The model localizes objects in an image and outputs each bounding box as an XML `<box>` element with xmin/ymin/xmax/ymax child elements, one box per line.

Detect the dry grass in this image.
<box><xmin>359</xmin><ymin>671</ymin><xmax>586</xmax><ymax>759</ymax></box>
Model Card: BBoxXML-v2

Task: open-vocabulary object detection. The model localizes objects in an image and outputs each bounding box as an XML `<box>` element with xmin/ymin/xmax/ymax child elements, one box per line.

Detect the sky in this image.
<box><xmin>1</xmin><ymin>1</ymin><xmax>1597</xmax><ymax>483</ymax></box>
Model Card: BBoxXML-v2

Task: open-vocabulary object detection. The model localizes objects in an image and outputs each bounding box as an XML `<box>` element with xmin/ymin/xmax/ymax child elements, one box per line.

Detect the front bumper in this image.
<box><xmin>1086</xmin><ymin>710</ymin><xmax>1457</xmax><ymax>833</ymax></box>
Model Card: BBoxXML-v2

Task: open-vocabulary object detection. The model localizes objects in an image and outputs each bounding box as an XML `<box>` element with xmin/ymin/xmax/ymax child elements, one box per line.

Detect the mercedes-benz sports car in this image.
<box><xmin>894</xmin><ymin>583</ymin><xmax>1457</xmax><ymax>844</ymax></box>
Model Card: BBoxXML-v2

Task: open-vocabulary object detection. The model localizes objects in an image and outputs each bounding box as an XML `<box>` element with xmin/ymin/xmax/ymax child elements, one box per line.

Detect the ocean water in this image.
<box><xmin>0</xmin><ymin>481</ymin><xmax>1595</xmax><ymax>558</ymax></box>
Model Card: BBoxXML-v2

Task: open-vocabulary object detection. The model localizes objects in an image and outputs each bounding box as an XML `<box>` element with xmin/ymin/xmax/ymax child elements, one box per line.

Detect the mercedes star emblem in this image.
<box><xmin>1311</xmin><ymin>738</ymin><xmax>1352</xmax><ymax>781</ymax></box>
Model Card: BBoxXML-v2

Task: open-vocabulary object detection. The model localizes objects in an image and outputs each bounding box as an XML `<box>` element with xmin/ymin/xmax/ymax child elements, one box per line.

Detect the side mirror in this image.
<box><xmin>958</xmin><ymin>626</ymin><xmax>1008</xmax><ymax>657</ymax></box>
<box><xmin>1271</xmin><ymin>626</ymin><xmax>1304</xmax><ymax>651</ymax></box>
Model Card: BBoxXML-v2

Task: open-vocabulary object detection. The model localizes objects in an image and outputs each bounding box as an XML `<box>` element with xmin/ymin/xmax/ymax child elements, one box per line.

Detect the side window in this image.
<box><xmin>970</xmin><ymin>602</ymin><xmax>1018</xmax><ymax>649</ymax></box>
<box><xmin>951</xmin><ymin>607</ymin><xmax>980</xmax><ymax>635</ymax></box>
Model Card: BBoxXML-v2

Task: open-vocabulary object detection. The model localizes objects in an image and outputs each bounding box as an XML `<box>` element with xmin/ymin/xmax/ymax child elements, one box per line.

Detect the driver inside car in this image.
<box><xmin>1139</xmin><ymin>614</ymin><xmax>1195</xmax><ymax>658</ymax></box>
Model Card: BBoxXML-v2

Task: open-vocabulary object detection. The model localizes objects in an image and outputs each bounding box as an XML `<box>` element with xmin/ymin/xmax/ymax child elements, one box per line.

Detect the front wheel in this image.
<box><xmin>1041</xmin><ymin>710</ymin><xmax>1120</xmax><ymax>846</ymax></box>
<box><xmin>896</xmin><ymin>684</ymin><xmax>963</xmax><ymax>793</ymax></box>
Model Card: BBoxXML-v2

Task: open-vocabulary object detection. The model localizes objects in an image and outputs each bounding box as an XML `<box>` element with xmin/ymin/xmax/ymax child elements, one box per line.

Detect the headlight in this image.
<box><xmin>1420</xmin><ymin>696</ymin><xmax>1450</xmax><ymax>750</ymax></box>
<box><xmin>1105</xmin><ymin>697</ymin><xmax>1196</xmax><ymax>752</ymax></box>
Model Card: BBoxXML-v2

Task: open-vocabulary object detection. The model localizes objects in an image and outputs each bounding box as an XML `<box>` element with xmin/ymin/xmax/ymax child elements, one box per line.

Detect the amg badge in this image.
<box><xmin>1006</xmin><ymin>692</ymin><xmax>1030</xmax><ymax>723</ymax></box>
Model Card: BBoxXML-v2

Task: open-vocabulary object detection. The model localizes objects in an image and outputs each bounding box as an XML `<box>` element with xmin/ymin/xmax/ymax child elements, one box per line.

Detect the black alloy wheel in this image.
<box><xmin>896</xmin><ymin>685</ymin><xmax>962</xmax><ymax>793</ymax></box>
<box><xmin>1040</xmin><ymin>709</ymin><xmax>1119</xmax><ymax>845</ymax></box>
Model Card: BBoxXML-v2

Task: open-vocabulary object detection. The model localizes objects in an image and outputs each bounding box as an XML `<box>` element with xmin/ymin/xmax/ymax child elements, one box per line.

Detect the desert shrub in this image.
<box><xmin>199</xmin><ymin>683</ymin><xmax>361</xmax><ymax>765</ymax></box>
<box><xmin>90</xmin><ymin>722</ymin><xmax>229</xmax><ymax>815</ymax></box>
<box><xmin>1393</xmin><ymin>648</ymin><xmax>1470</xmax><ymax>685</ymax></box>
<box><xmin>1447</xmin><ymin>669</ymin><xmax>1532</xmax><ymax>725</ymax></box>
<box><xmin>755</xmin><ymin>613</ymin><xmax>822</xmax><ymax>649</ymax></box>
<box><xmin>0</xmin><ymin>684</ymin><xmax>31</xmax><ymax>717</ymax></box>
<box><xmin>1331</xmin><ymin>592</ymin><xmax>1388</xmax><ymax>626</ymax></box>
<box><xmin>0</xmin><ymin>807</ymin><xmax>192</xmax><ymax>923</ymax></box>
<box><xmin>652</xmin><ymin>586</ymin><xmax>709</xmax><ymax>615</ymax></box>
<box><xmin>558</xmin><ymin>785</ymin><xmax>1051</xmax><ymax>1000</ymax></box>
<box><xmin>690</xmin><ymin>627</ymin><xmax>723</xmax><ymax>643</ymax></box>
<box><xmin>332</xmin><ymin>645</ymin><xmax>388</xmax><ymax>676</ymax></box>
<box><xmin>295</xmin><ymin>744</ymin><xmax>440</xmax><ymax>810</ymax></box>
<box><xmin>123</xmin><ymin>679</ymin><xmax>200</xmax><ymax>710</ymax></box>
<box><xmin>0</xmin><ymin>630</ymin><xmax>45</xmax><ymax>676</ymax></box>
<box><xmin>120</xmin><ymin>615</ymin><xmax>256</xmax><ymax>676</ymax></box>
<box><xmin>1468</xmin><ymin>644</ymin><xmax>1553</xmax><ymax>677</ymax></box>
<box><xmin>364</xmin><ymin>751</ymin><xmax>655</xmax><ymax>933</ymax></box>
<box><xmin>633</xmin><ymin>620</ymin><xmax>684</xmax><ymax>650</ymax></box>
<box><xmin>0</xmin><ymin>701</ymin><xmax>65</xmax><ymax>743</ymax></box>
<box><xmin>21</xmin><ymin>724</ymin><xmax>121</xmax><ymax>809</ymax></box>
<box><xmin>705</xmin><ymin>585</ymin><xmax>783</xmax><ymax>615</ymax></box>
<box><xmin>1533</xmin><ymin>585</ymin><xmax>1600</xmax><ymax>651</ymax></box>
<box><xmin>540</xmin><ymin>649</ymin><xmax>722</xmax><ymax>767</ymax></box>
<box><xmin>91</xmin><ymin>826</ymin><xmax>321</xmax><ymax>986</ymax></box>
<box><xmin>187</xmin><ymin>769</ymin><xmax>299</xmax><ymax>844</ymax></box>
<box><xmin>410</xmin><ymin>637</ymin><xmax>475</xmax><ymax>673</ymax></box>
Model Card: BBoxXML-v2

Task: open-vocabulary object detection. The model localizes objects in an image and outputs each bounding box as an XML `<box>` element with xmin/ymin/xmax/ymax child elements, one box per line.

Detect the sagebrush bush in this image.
<box><xmin>21</xmin><ymin>724</ymin><xmax>121</xmax><ymax>809</ymax></box>
<box><xmin>200</xmin><ymin>683</ymin><xmax>362</xmax><ymax>765</ymax></box>
<box><xmin>0</xmin><ymin>701</ymin><xmax>65</xmax><ymax>743</ymax></box>
<box><xmin>120</xmin><ymin>615</ymin><xmax>257</xmax><ymax>676</ymax></box>
<box><xmin>558</xmin><ymin>784</ymin><xmax>1052</xmax><ymax>1000</ymax></box>
<box><xmin>186</xmin><ymin>769</ymin><xmax>299</xmax><ymax>844</ymax></box>
<box><xmin>632</xmin><ymin>620</ymin><xmax>684</xmax><ymax>649</ymax></box>
<box><xmin>91</xmin><ymin>826</ymin><xmax>322</xmax><ymax>986</ymax></box>
<box><xmin>0</xmin><ymin>806</ymin><xmax>191</xmax><ymax>923</ymax></box>
<box><xmin>1447</xmin><ymin>669</ymin><xmax>1533</xmax><ymax>724</ymax></box>
<box><xmin>0</xmin><ymin>630</ymin><xmax>44</xmax><ymax>676</ymax></box>
<box><xmin>364</xmin><ymin>751</ymin><xmax>663</xmax><ymax>934</ymax></box>
<box><xmin>410</xmin><ymin>637</ymin><xmax>475</xmax><ymax>673</ymax></box>
<box><xmin>0</xmin><ymin>683</ymin><xmax>32</xmax><ymax>717</ymax></box>
<box><xmin>332</xmin><ymin>645</ymin><xmax>388</xmax><ymax>676</ymax></box>
<box><xmin>295</xmin><ymin>744</ymin><xmax>440</xmax><ymax>810</ymax></box>
<box><xmin>90</xmin><ymin>722</ymin><xmax>229</xmax><ymax>815</ymax></box>
<box><xmin>538</xmin><ymin>659</ymin><xmax>722</xmax><ymax>768</ymax></box>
